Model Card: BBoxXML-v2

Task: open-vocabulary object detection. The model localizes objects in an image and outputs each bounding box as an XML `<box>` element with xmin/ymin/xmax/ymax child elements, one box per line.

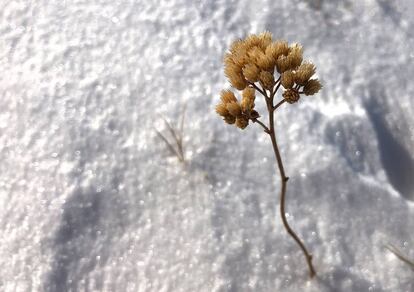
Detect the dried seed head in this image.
<box><xmin>276</xmin><ymin>44</ymin><xmax>303</xmax><ymax>73</ymax></box>
<box><xmin>242</xmin><ymin>87</ymin><xmax>255</xmax><ymax>100</ymax></box>
<box><xmin>242</xmin><ymin>63</ymin><xmax>261</xmax><ymax>82</ymax></box>
<box><xmin>303</xmin><ymin>79</ymin><xmax>322</xmax><ymax>95</ymax></box>
<box><xmin>226</xmin><ymin>101</ymin><xmax>242</xmax><ymax>117</ymax></box>
<box><xmin>249</xmin><ymin>110</ymin><xmax>260</xmax><ymax>119</ymax></box>
<box><xmin>224</xmin><ymin>55</ymin><xmax>248</xmax><ymax>90</ymax></box>
<box><xmin>276</xmin><ymin>55</ymin><xmax>290</xmax><ymax>73</ymax></box>
<box><xmin>229</xmin><ymin>39</ymin><xmax>244</xmax><ymax>54</ymax></box>
<box><xmin>288</xmin><ymin>44</ymin><xmax>303</xmax><ymax>69</ymax></box>
<box><xmin>259</xmin><ymin>71</ymin><xmax>275</xmax><ymax>90</ymax></box>
<box><xmin>295</xmin><ymin>62</ymin><xmax>316</xmax><ymax>85</ymax></box>
<box><xmin>256</xmin><ymin>52</ymin><xmax>275</xmax><ymax>71</ymax></box>
<box><xmin>235</xmin><ymin>116</ymin><xmax>249</xmax><ymax>129</ymax></box>
<box><xmin>220</xmin><ymin>90</ymin><xmax>237</xmax><ymax>103</ymax></box>
<box><xmin>241</xmin><ymin>87</ymin><xmax>255</xmax><ymax>112</ymax></box>
<box><xmin>247</xmin><ymin>47</ymin><xmax>265</xmax><ymax>65</ymax></box>
<box><xmin>281</xmin><ymin>70</ymin><xmax>295</xmax><ymax>89</ymax></box>
<box><xmin>224</xmin><ymin>115</ymin><xmax>236</xmax><ymax>124</ymax></box>
<box><xmin>240</xmin><ymin>32</ymin><xmax>272</xmax><ymax>52</ymax></box>
<box><xmin>258</xmin><ymin>31</ymin><xmax>273</xmax><ymax>50</ymax></box>
<box><xmin>215</xmin><ymin>103</ymin><xmax>229</xmax><ymax>117</ymax></box>
<box><xmin>283</xmin><ymin>89</ymin><xmax>300</xmax><ymax>104</ymax></box>
<box><xmin>231</xmin><ymin>74</ymin><xmax>248</xmax><ymax>90</ymax></box>
<box><xmin>232</xmin><ymin>47</ymin><xmax>249</xmax><ymax>67</ymax></box>
<box><xmin>218</xmin><ymin>34</ymin><xmax>321</xmax><ymax>126</ymax></box>
<box><xmin>266</xmin><ymin>40</ymin><xmax>289</xmax><ymax>61</ymax></box>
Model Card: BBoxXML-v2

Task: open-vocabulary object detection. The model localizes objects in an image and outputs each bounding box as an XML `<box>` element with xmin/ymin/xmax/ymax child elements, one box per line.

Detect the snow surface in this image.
<box><xmin>1</xmin><ymin>0</ymin><xmax>414</xmax><ymax>291</ymax></box>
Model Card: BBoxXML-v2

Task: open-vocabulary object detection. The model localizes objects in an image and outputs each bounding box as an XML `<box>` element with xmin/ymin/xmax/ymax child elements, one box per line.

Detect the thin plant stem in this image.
<box><xmin>385</xmin><ymin>244</ymin><xmax>414</xmax><ymax>270</ymax></box>
<box><xmin>261</xmin><ymin>84</ymin><xmax>316</xmax><ymax>278</ymax></box>
<box><xmin>252</xmin><ymin>118</ymin><xmax>270</xmax><ymax>133</ymax></box>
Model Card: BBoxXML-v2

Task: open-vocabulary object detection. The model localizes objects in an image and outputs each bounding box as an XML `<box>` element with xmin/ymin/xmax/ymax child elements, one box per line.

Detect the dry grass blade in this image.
<box><xmin>155</xmin><ymin>128</ymin><xmax>184</xmax><ymax>162</ymax></box>
<box><xmin>155</xmin><ymin>106</ymin><xmax>186</xmax><ymax>163</ymax></box>
<box><xmin>385</xmin><ymin>244</ymin><xmax>414</xmax><ymax>270</ymax></box>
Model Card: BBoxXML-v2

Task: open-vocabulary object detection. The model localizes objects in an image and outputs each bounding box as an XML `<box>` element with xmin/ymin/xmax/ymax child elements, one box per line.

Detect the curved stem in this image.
<box><xmin>252</xmin><ymin>118</ymin><xmax>270</xmax><ymax>133</ymax></box>
<box><xmin>273</xmin><ymin>99</ymin><xmax>286</xmax><ymax>110</ymax></box>
<box><xmin>249</xmin><ymin>82</ymin><xmax>267</xmax><ymax>97</ymax></box>
<box><xmin>265</xmin><ymin>89</ymin><xmax>316</xmax><ymax>278</ymax></box>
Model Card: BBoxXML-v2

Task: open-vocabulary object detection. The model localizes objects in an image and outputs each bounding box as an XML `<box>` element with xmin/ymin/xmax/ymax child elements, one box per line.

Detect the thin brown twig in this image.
<box><xmin>274</xmin><ymin>99</ymin><xmax>286</xmax><ymax>110</ymax></box>
<box><xmin>249</xmin><ymin>82</ymin><xmax>267</xmax><ymax>97</ymax></box>
<box><xmin>261</xmin><ymin>81</ymin><xmax>316</xmax><ymax>278</ymax></box>
<box><xmin>252</xmin><ymin>118</ymin><xmax>270</xmax><ymax>133</ymax></box>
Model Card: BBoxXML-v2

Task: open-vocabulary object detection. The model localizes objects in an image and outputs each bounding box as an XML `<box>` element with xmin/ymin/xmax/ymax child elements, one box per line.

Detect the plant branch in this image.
<box><xmin>273</xmin><ymin>99</ymin><xmax>286</xmax><ymax>110</ymax></box>
<box><xmin>252</xmin><ymin>118</ymin><xmax>270</xmax><ymax>133</ymax></box>
<box><xmin>249</xmin><ymin>82</ymin><xmax>267</xmax><ymax>97</ymax></box>
<box><xmin>265</xmin><ymin>83</ymin><xmax>316</xmax><ymax>278</ymax></box>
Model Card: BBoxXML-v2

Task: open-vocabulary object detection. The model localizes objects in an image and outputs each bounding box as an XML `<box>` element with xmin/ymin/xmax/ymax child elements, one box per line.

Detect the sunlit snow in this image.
<box><xmin>1</xmin><ymin>0</ymin><xmax>413</xmax><ymax>291</ymax></box>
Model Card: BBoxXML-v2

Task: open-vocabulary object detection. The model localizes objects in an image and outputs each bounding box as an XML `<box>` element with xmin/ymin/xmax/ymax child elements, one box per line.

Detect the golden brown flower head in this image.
<box><xmin>215</xmin><ymin>103</ymin><xmax>229</xmax><ymax>117</ymax></box>
<box><xmin>266</xmin><ymin>40</ymin><xmax>289</xmax><ymax>61</ymax></box>
<box><xmin>235</xmin><ymin>116</ymin><xmax>249</xmax><ymax>129</ymax></box>
<box><xmin>283</xmin><ymin>89</ymin><xmax>300</xmax><ymax>104</ymax></box>
<box><xmin>303</xmin><ymin>79</ymin><xmax>322</xmax><ymax>95</ymax></box>
<box><xmin>259</xmin><ymin>71</ymin><xmax>275</xmax><ymax>90</ymax></box>
<box><xmin>242</xmin><ymin>63</ymin><xmax>261</xmax><ymax>82</ymax></box>
<box><xmin>295</xmin><ymin>62</ymin><xmax>316</xmax><ymax>86</ymax></box>
<box><xmin>276</xmin><ymin>44</ymin><xmax>303</xmax><ymax>73</ymax></box>
<box><xmin>217</xmin><ymin>32</ymin><xmax>322</xmax><ymax>130</ymax></box>
<box><xmin>241</xmin><ymin>87</ymin><xmax>255</xmax><ymax>112</ymax></box>
<box><xmin>281</xmin><ymin>70</ymin><xmax>295</xmax><ymax>89</ymax></box>
<box><xmin>224</xmin><ymin>115</ymin><xmax>236</xmax><ymax>124</ymax></box>
<box><xmin>224</xmin><ymin>55</ymin><xmax>248</xmax><ymax>90</ymax></box>
<box><xmin>226</xmin><ymin>101</ymin><xmax>242</xmax><ymax>118</ymax></box>
<box><xmin>220</xmin><ymin>89</ymin><xmax>237</xmax><ymax>103</ymax></box>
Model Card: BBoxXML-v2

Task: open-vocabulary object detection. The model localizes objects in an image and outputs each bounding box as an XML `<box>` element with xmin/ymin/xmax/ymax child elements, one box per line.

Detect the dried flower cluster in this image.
<box><xmin>215</xmin><ymin>88</ymin><xmax>258</xmax><ymax>129</ymax></box>
<box><xmin>215</xmin><ymin>32</ymin><xmax>322</xmax><ymax>278</ymax></box>
<box><xmin>216</xmin><ymin>32</ymin><xmax>322</xmax><ymax>129</ymax></box>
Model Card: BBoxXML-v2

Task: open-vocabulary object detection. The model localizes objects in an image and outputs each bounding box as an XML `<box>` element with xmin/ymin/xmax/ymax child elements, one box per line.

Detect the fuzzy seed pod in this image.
<box><xmin>223</xmin><ymin>115</ymin><xmax>236</xmax><ymax>124</ymax></box>
<box><xmin>295</xmin><ymin>62</ymin><xmax>316</xmax><ymax>85</ymax></box>
<box><xmin>242</xmin><ymin>63</ymin><xmax>261</xmax><ymax>82</ymax></box>
<box><xmin>276</xmin><ymin>55</ymin><xmax>290</xmax><ymax>73</ymax></box>
<box><xmin>287</xmin><ymin>44</ymin><xmax>303</xmax><ymax>69</ymax></box>
<box><xmin>247</xmin><ymin>46</ymin><xmax>266</xmax><ymax>66</ymax></box>
<box><xmin>266</xmin><ymin>40</ymin><xmax>289</xmax><ymax>61</ymax></box>
<box><xmin>235</xmin><ymin>116</ymin><xmax>249</xmax><ymax>129</ymax></box>
<box><xmin>283</xmin><ymin>89</ymin><xmax>300</xmax><ymax>104</ymax></box>
<box><xmin>230</xmin><ymin>74</ymin><xmax>248</xmax><ymax>90</ymax></box>
<box><xmin>232</xmin><ymin>47</ymin><xmax>249</xmax><ymax>67</ymax></box>
<box><xmin>226</xmin><ymin>102</ymin><xmax>242</xmax><ymax>117</ymax></box>
<box><xmin>259</xmin><ymin>71</ymin><xmax>275</xmax><ymax>90</ymax></box>
<box><xmin>244</xmin><ymin>35</ymin><xmax>262</xmax><ymax>50</ymax></box>
<box><xmin>220</xmin><ymin>90</ymin><xmax>237</xmax><ymax>103</ymax></box>
<box><xmin>215</xmin><ymin>103</ymin><xmax>229</xmax><ymax>117</ymax></box>
<box><xmin>257</xmin><ymin>31</ymin><xmax>272</xmax><ymax>50</ymax></box>
<box><xmin>303</xmin><ymin>79</ymin><xmax>322</xmax><ymax>95</ymax></box>
<box><xmin>256</xmin><ymin>53</ymin><xmax>275</xmax><ymax>71</ymax></box>
<box><xmin>242</xmin><ymin>87</ymin><xmax>255</xmax><ymax>100</ymax></box>
<box><xmin>224</xmin><ymin>55</ymin><xmax>247</xmax><ymax>90</ymax></box>
<box><xmin>229</xmin><ymin>39</ymin><xmax>244</xmax><ymax>54</ymax></box>
<box><xmin>241</xmin><ymin>87</ymin><xmax>255</xmax><ymax>112</ymax></box>
<box><xmin>281</xmin><ymin>70</ymin><xmax>295</xmax><ymax>89</ymax></box>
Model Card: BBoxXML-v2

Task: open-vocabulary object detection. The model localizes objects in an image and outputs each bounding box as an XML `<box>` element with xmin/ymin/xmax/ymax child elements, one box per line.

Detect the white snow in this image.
<box><xmin>1</xmin><ymin>0</ymin><xmax>414</xmax><ymax>291</ymax></box>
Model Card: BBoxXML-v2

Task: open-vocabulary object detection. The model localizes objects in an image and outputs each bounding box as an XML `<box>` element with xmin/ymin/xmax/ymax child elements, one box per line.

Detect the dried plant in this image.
<box><xmin>216</xmin><ymin>32</ymin><xmax>322</xmax><ymax>278</ymax></box>
<box><xmin>156</xmin><ymin>105</ymin><xmax>186</xmax><ymax>163</ymax></box>
<box><xmin>385</xmin><ymin>244</ymin><xmax>414</xmax><ymax>271</ymax></box>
